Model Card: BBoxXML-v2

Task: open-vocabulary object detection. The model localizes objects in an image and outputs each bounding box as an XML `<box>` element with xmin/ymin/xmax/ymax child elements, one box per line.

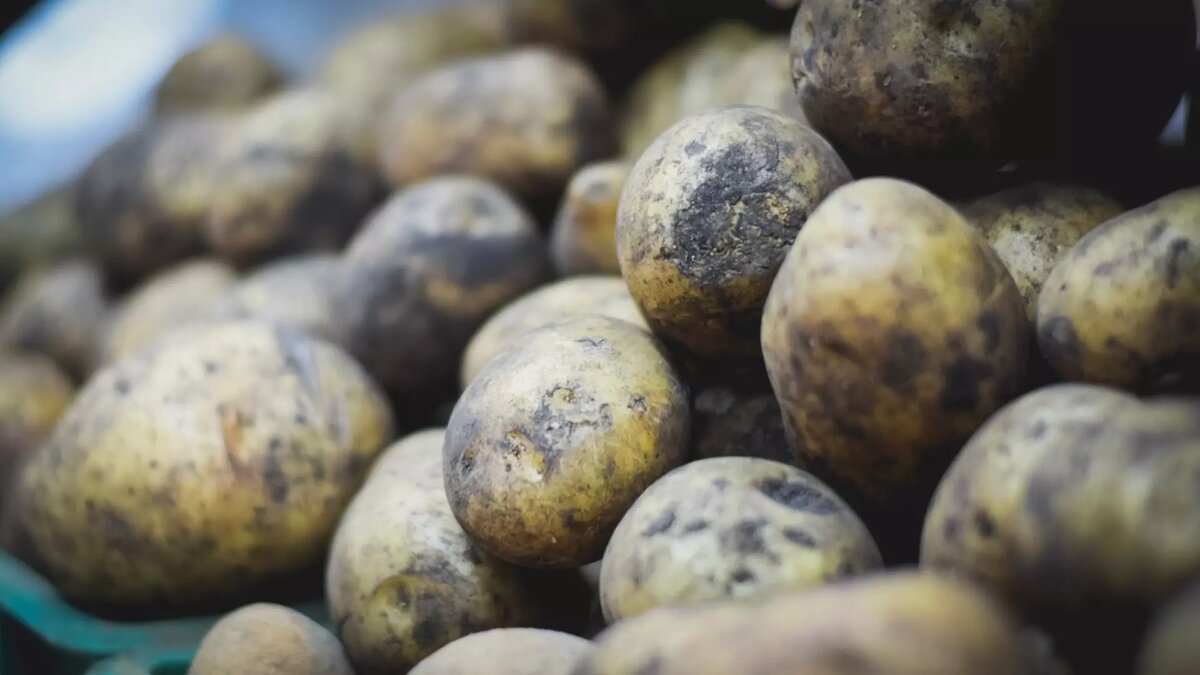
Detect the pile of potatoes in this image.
<box><xmin>0</xmin><ymin>1</ymin><xmax>1197</xmax><ymax>674</ymax></box>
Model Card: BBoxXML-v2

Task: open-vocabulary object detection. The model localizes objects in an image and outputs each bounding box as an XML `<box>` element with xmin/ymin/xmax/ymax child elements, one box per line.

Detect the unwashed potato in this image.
<box><xmin>618</xmin><ymin>105</ymin><xmax>851</xmax><ymax>359</ymax></box>
<box><xmin>338</xmin><ymin>176</ymin><xmax>549</xmax><ymax>397</ymax></box>
<box><xmin>15</xmin><ymin>321</ymin><xmax>394</xmax><ymax>604</ymax></box>
<box><xmin>459</xmin><ymin>276</ymin><xmax>646</xmax><ymax>389</ymax></box>
<box><xmin>206</xmin><ymin>88</ymin><xmax>379</xmax><ymax>268</ymax></box>
<box><xmin>721</xmin><ymin>38</ymin><xmax>807</xmax><ymax>124</ymax></box>
<box><xmin>327</xmin><ymin>429</ymin><xmax>550</xmax><ymax>675</ymax></box>
<box><xmin>156</xmin><ymin>34</ymin><xmax>282</xmax><ymax>113</ymax></box>
<box><xmin>379</xmin><ymin>47</ymin><xmax>614</xmax><ymax>201</ymax></box>
<box><xmin>445</xmin><ymin>316</ymin><xmax>690</xmax><ymax>568</ymax></box>
<box><xmin>0</xmin><ymin>259</ymin><xmax>109</xmax><ymax>380</ymax></box>
<box><xmin>0</xmin><ymin>185</ymin><xmax>82</xmax><ymax>293</ymax></box>
<box><xmin>1036</xmin><ymin>187</ymin><xmax>1200</xmax><ymax>391</ymax></box>
<box><xmin>0</xmin><ymin>353</ymin><xmax>73</xmax><ymax>502</ymax></box>
<box><xmin>210</xmin><ymin>253</ymin><xmax>343</xmax><ymax>343</ymax></box>
<box><xmin>411</xmin><ymin>628</ymin><xmax>593</xmax><ymax>675</ymax></box>
<box><xmin>550</xmin><ymin>162</ymin><xmax>628</xmax><ymax>277</ymax></box>
<box><xmin>189</xmin><ymin>603</ymin><xmax>353</xmax><ymax>675</ymax></box>
<box><xmin>100</xmin><ymin>258</ymin><xmax>236</xmax><ymax>364</ymax></box>
<box><xmin>691</xmin><ymin>389</ymin><xmax>795</xmax><ymax>466</ymax></box>
<box><xmin>1139</xmin><ymin>580</ymin><xmax>1200</xmax><ymax>675</ymax></box>
<box><xmin>762</xmin><ymin>178</ymin><xmax>1029</xmax><ymax>501</ymax></box>
<box><xmin>500</xmin><ymin>0</ymin><xmax>632</xmax><ymax>52</ymax></box>
<box><xmin>575</xmin><ymin>572</ymin><xmax>1033</xmax><ymax>675</ymax></box>
<box><xmin>962</xmin><ymin>183</ymin><xmax>1124</xmax><ymax>322</ymax></box>
<box><xmin>600</xmin><ymin>457</ymin><xmax>882</xmax><ymax>622</ymax></box>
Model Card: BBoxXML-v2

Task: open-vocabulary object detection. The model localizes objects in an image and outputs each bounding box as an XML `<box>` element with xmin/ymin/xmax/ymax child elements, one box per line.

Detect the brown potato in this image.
<box><xmin>550</xmin><ymin>162</ymin><xmax>628</xmax><ymax>277</ymax></box>
<box><xmin>156</xmin><ymin>34</ymin><xmax>282</xmax><ymax>113</ymax></box>
<box><xmin>762</xmin><ymin>178</ymin><xmax>1028</xmax><ymax>501</ymax></box>
<box><xmin>411</xmin><ymin>628</ymin><xmax>593</xmax><ymax>675</ymax></box>
<box><xmin>1139</xmin><ymin>580</ymin><xmax>1200</xmax><ymax>675</ymax></box>
<box><xmin>189</xmin><ymin>603</ymin><xmax>353</xmax><ymax>675</ymax></box>
<box><xmin>690</xmin><ymin>389</ymin><xmax>795</xmax><ymax>466</ymax></box>
<box><xmin>0</xmin><ymin>259</ymin><xmax>109</xmax><ymax>380</ymax></box>
<box><xmin>210</xmin><ymin>253</ymin><xmax>343</xmax><ymax>343</ymax></box>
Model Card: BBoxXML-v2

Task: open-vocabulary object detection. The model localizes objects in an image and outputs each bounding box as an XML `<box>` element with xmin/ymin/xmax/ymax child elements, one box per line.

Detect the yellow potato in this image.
<box><xmin>0</xmin><ymin>352</ymin><xmax>73</xmax><ymax>500</ymax></box>
<box><xmin>156</xmin><ymin>34</ymin><xmax>282</xmax><ymax>113</ymax></box>
<box><xmin>189</xmin><ymin>603</ymin><xmax>352</xmax><ymax>675</ymax></box>
<box><xmin>550</xmin><ymin>162</ymin><xmax>629</xmax><ymax>277</ymax></box>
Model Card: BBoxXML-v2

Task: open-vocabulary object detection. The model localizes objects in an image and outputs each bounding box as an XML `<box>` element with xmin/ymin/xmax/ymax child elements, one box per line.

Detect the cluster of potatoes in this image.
<box><xmin>0</xmin><ymin>1</ymin><xmax>1198</xmax><ymax>674</ymax></box>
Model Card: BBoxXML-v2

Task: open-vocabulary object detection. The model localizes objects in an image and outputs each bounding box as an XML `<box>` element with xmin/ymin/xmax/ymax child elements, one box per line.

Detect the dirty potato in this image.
<box><xmin>0</xmin><ymin>353</ymin><xmax>73</xmax><ymax>500</ymax></box>
<box><xmin>210</xmin><ymin>253</ymin><xmax>343</xmax><ymax>343</ymax></box>
<box><xmin>762</xmin><ymin>178</ymin><xmax>1029</xmax><ymax>501</ymax></box>
<box><xmin>691</xmin><ymin>389</ymin><xmax>794</xmax><ymax>466</ymax></box>
<box><xmin>445</xmin><ymin>316</ymin><xmax>690</xmax><ymax>568</ymax></box>
<box><xmin>550</xmin><ymin>162</ymin><xmax>628</xmax><ymax>277</ymax></box>
<box><xmin>600</xmin><ymin>457</ymin><xmax>882</xmax><ymax>621</ymax></box>
<box><xmin>618</xmin><ymin>105</ymin><xmax>850</xmax><ymax>359</ymax></box>
<box><xmin>189</xmin><ymin>603</ymin><xmax>353</xmax><ymax>675</ymax></box>
<box><xmin>0</xmin><ymin>259</ymin><xmax>109</xmax><ymax>380</ymax></box>
<box><xmin>1139</xmin><ymin>580</ymin><xmax>1200</xmax><ymax>675</ymax></box>
<box><xmin>500</xmin><ymin>0</ymin><xmax>632</xmax><ymax>51</ymax></box>
<box><xmin>15</xmin><ymin>321</ymin><xmax>394</xmax><ymax>604</ymax></box>
<box><xmin>411</xmin><ymin>628</ymin><xmax>593</xmax><ymax>675</ymax></box>
<box><xmin>379</xmin><ymin>48</ymin><xmax>614</xmax><ymax>201</ymax></box>
<box><xmin>1036</xmin><ymin>187</ymin><xmax>1200</xmax><ymax>391</ymax></box>
<box><xmin>721</xmin><ymin>38</ymin><xmax>807</xmax><ymax>124</ymax></box>
<box><xmin>156</xmin><ymin>34</ymin><xmax>282</xmax><ymax>113</ymax></box>
<box><xmin>459</xmin><ymin>276</ymin><xmax>646</xmax><ymax>389</ymax></box>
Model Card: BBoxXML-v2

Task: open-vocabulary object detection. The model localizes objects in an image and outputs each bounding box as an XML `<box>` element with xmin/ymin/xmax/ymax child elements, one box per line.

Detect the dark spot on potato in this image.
<box><xmin>731</xmin><ymin>567</ymin><xmax>756</xmax><ymax>584</ymax></box>
<box><xmin>976</xmin><ymin>311</ymin><xmax>1001</xmax><ymax>351</ymax></box>
<box><xmin>203</xmin><ymin>360</ymin><xmax>219</xmax><ymax>374</ymax></box>
<box><xmin>1039</xmin><ymin>316</ymin><xmax>1082</xmax><ymax>368</ymax></box>
<box><xmin>939</xmin><ymin>356</ymin><xmax>994</xmax><ymax>413</ymax></box>
<box><xmin>1165</xmin><ymin>238</ymin><xmax>1191</xmax><ymax>289</ymax></box>
<box><xmin>684</xmin><ymin>140</ymin><xmax>706</xmax><ymax>157</ymax></box>
<box><xmin>756</xmin><ymin>477</ymin><xmax>839</xmax><ymax>514</ymax></box>
<box><xmin>942</xmin><ymin>517</ymin><xmax>961</xmax><ymax>542</ymax></box>
<box><xmin>561</xmin><ymin>510</ymin><xmax>583</xmax><ymax>532</ymax></box>
<box><xmin>636</xmin><ymin>656</ymin><xmax>663</xmax><ymax>675</ymax></box>
<box><xmin>262</xmin><ymin>447</ymin><xmax>289</xmax><ymax>503</ymax></box>
<box><xmin>682</xmin><ymin>520</ymin><xmax>709</xmax><ymax>533</ymax></box>
<box><xmin>1026</xmin><ymin>419</ymin><xmax>1047</xmax><ymax>440</ymax></box>
<box><xmin>713</xmin><ymin>477</ymin><xmax>730</xmax><ymax>490</ymax></box>
<box><xmin>880</xmin><ymin>328</ymin><xmax>927</xmax><ymax>393</ymax></box>
<box><xmin>642</xmin><ymin>510</ymin><xmax>676</xmax><ymax>537</ymax></box>
<box><xmin>411</xmin><ymin>612</ymin><xmax>442</xmax><ymax>649</ymax></box>
<box><xmin>628</xmin><ymin>394</ymin><xmax>648</xmax><ymax>414</ymax></box>
<box><xmin>114</xmin><ymin>378</ymin><xmax>131</xmax><ymax>395</ymax></box>
<box><xmin>722</xmin><ymin>518</ymin><xmax>768</xmax><ymax>555</ymax></box>
<box><xmin>1145</xmin><ymin>220</ymin><xmax>1170</xmax><ymax>244</ymax></box>
<box><xmin>1093</xmin><ymin>259</ymin><xmax>1120</xmax><ymax>277</ymax></box>
<box><xmin>973</xmin><ymin>510</ymin><xmax>996</xmax><ymax>538</ymax></box>
<box><xmin>782</xmin><ymin>527</ymin><xmax>817</xmax><ymax>547</ymax></box>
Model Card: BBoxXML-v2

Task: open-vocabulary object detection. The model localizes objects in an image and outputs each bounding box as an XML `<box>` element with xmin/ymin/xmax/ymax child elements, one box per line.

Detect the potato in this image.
<box><xmin>338</xmin><ymin>176</ymin><xmax>549</xmax><ymax>397</ymax></box>
<box><xmin>100</xmin><ymin>259</ymin><xmax>236</xmax><ymax>364</ymax></box>
<box><xmin>156</xmin><ymin>34</ymin><xmax>282</xmax><ymax>113</ymax></box>
<box><xmin>189</xmin><ymin>603</ymin><xmax>352</xmax><ymax>675</ymax></box>
<box><xmin>575</xmin><ymin>572</ymin><xmax>1032</xmax><ymax>675</ymax></box>
<box><xmin>411</xmin><ymin>628</ymin><xmax>593</xmax><ymax>675</ymax></box>
<box><xmin>445</xmin><ymin>316</ymin><xmax>690</xmax><ymax>568</ymax></box>
<box><xmin>550</xmin><ymin>162</ymin><xmax>628</xmax><ymax>277</ymax></box>
<box><xmin>1036</xmin><ymin>187</ymin><xmax>1200</xmax><ymax>391</ymax></box>
<box><xmin>459</xmin><ymin>276</ymin><xmax>646</xmax><ymax>389</ymax></box>
<box><xmin>600</xmin><ymin>457</ymin><xmax>881</xmax><ymax>622</ymax></box>
<box><xmin>0</xmin><ymin>185</ymin><xmax>82</xmax><ymax>293</ymax></box>
<box><xmin>0</xmin><ymin>259</ymin><xmax>109</xmax><ymax>380</ymax></box>
<box><xmin>15</xmin><ymin>321</ymin><xmax>394</xmax><ymax>604</ymax></box>
<box><xmin>379</xmin><ymin>48</ymin><xmax>614</xmax><ymax>201</ymax></box>
<box><xmin>327</xmin><ymin>429</ymin><xmax>549</xmax><ymax>674</ymax></box>
<box><xmin>210</xmin><ymin>253</ymin><xmax>343</xmax><ymax>343</ymax></box>
<box><xmin>721</xmin><ymin>38</ymin><xmax>807</xmax><ymax>125</ymax></box>
<box><xmin>691</xmin><ymin>389</ymin><xmax>795</xmax><ymax>466</ymax></box>
<box><xmin>0</xmin><ymin>353</ymin><xmax>73</xmax><ymax>501</ymax></box>
<box><xmin>962</xmin><ymin>183</ymin><xmax>1124</xmax><ymax>323</ymax></box>
<box><xmin>674</xmin><ymin>25</ymin><xmax>763</xmax><ymax>123</ymax></box>
<box><xmin>206</xmin><ymin>88</ymin><xmax>379</xmax><ymax>268</ymax></box>
<box><xmin>618</xmin><ymin>105</ymin><xmax>850</xmax><ymax>359</ymax></box>
<box><xmin>1139</xmin><ymin>580</ymin><xmax>1200</xmax><ymax>675</ymax></box>
<box><xmin>762</xmin><ymin>178</ymin><xmax>1028</xmax><ymax>501</ymax></box>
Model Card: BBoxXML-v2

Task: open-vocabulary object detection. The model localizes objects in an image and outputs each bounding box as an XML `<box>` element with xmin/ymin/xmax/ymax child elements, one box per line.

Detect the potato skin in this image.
<box><xmin>327</xmin><ymin>430</ymin><xmax>547</xmax><ymax>675</ymax></box>
<box><xmin>550</xmin><ymin>162</ymin><xmax>628</xmax><ymax>277</ymax></box>
<box><xmin>1036</xmin><ymin>187</ymin><xmax>1200</xmax><ymax>391</ymax></box>
<box><xmin>380</xmin><ymin>48</ymin><xmax>614</xmax><ymax>201</ymax></box>
<box><xmin>721</xmin><ymin>38</ymin><xmax>807</xmax><ymax>125</ymax></box>
<box><xmin>962</xmin><ymin>183</ymin><xmax>1124</xmax><ymax>322</ymax></box>
<box><xmin>411</xmin><ymin>628</ymin><xmax>593</xmax><ymax>675</ymax></box>
<box><xmin>618</xmin><ymin>105</ymin><xmax>851</xmax><ymax>359</ymax></box>
<box><xmin>600</xmin><ymin>457</ymin><xmax>881</xmax><ymax>622</ymax></box>
<box><xmin>445</xmin><ymin>316</ymin><xmax>690</xmax><ymax>568</ymax></box>
<box><xmin>210</xmin><ymin>253</ymin><xmax>343</xmax><ymax>343</ymax></box>
<box><xmin>156</xmin><ymin>34</ymin><xmax>281</xmax><ymax>113</ymax></box>
<box><xmin>0</xmin><ymin>185</ymin><xmax>82</xmax><ymax>294</ymax></box>
<box><xmin>0</xmin><ymin>259</ymin><xmax>109</xmax><ymax>380</ymax></box>
<box><xmin>189</xmin><ymin>603</ymin><xmax>353</xmax><ymax>675</ymax></box>
<box><xmin>575</xmin><ymin>572</ymin><xmax>1031</xmax><ymax>675</ymax></box>
<box><xmin>691</xmin><ymin>389</ymin><xmax>796</xmax><ymax>467</ymax></box>
<box><xmin>459</xmin><ymin>276</ymin><xmax>646</xmax><ymax>389</ymax></box>
<box><xmin>16</xmin><ymin>321</ymin><xmax>394</xmax><ymax>604</ymax></box>
<box><xmin>0</xmin><ymin>353</ymin><xmax>73</xmax><ymax>499</ymax></box>
<box><xmin>1139</xmin><ymin>580</ymin><xmax>1200</xmax><ymax>675</ymax></box>
<box><xmin>762</xmin><ymin>178</ymin><xmax>1028</xmax><ymax>501</ymax></box>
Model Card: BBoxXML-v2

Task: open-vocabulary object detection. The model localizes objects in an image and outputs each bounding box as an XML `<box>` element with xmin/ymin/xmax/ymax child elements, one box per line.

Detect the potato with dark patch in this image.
<box><xmin>156</xmin><ymin>34</ymin><xmax>282</xmax><ymax>113</ymax></box>
<box><xmin>762</xmin><ymin>178</ymin><xmax>1028</xmax><ymax>501</ymax></box>
<box><xmin>550</xmin><ymin>162</ymin><xmax>628</xmax><ymax>277</ymax></box>
<box><xmin>721</xmin><ymin>38</ymin><xmax>807</xmax><ymax>125</ymax></box>
<box><xmin>575</xmin><ymin>571</ymin><xmax>1033</xmax><ymax>675</ymax></box>
<box><xmin>0</xmin><ymin>185</ymin><xmax>82</xmax><ymax>293</ymax></box>
<box><xmin>600</xmin><ymin>457</ymin><xmax>881</xmax><ymax>621</ymax></box>
<box><xmin>963</xmin><ymin>183</ymin><xmax>1124</xmax><ymax>322</ymax></box>
<box><xmin>0</xmin><ymin>259</ymin><xmax>109</xmax><ymax>380</ymax></box>
<box><xmin>206</xmin><ymin>88</ymin><xmax>379</xmax><ymax>268</ymax></box>
<box><xmin>1139</xmin><ymin>580</ymin><xmax>1200</xmax><ymax>675</ymax></box>
<box><xmin>379</xmin><ymin>48</ymin><xmax>614</xmax><ymax>201</ymax></box>
<box><xmin>189</xmin><ymin>603</ymin><xmax>353</xmax><ymax>675</ymax></box>
<box><xmin>411</xmin><ymin>628</ymin><xmax>593</xmax><ymax>675</ymax></box>
<box><xmin>100</xmin><ymin>259</ymin><xmax>236</xmax><ymax>364</ymax></box>
<box><xmin>0</xmin><ymin>353</ymin><xmax>73</xmax><ymax>502</ymax></box>
<box><xmin>691</xmin><ymin>389</ymin><xmax>795</xmax><ymax>466</ymax></box>
<box><xmin>1036</xmin><ymin>187</ymin><xmax>1200</xmax><ymax>391</ymax></box>
<box><xmin>15</xmin><ymin>321</ymin><xmax>394</xmax><ymax>604</ymax></box>
<box><xmin>338</xmin><ymin>176</ymin><xmax>549</xmax><ymax>397</ymax></box>
<box><xmin>210</xmin><ymin>253</ymin><xmax>343</xmax><ymax>343</ymax></box>
<box><xmin>445</xmin><ymin>316</ymin><xmax>690</xmax><ymax>568</ymax></box>
<box><xmin>328</xmin><ymin>429</ymin><xmax>550</xmax><ymax>674</ymax></box>
<box><xmin>460</xmin><ymin>276</ymin><xmax>646</xmax><ymax>389</ymax></box>
<box><xmin>618</xmin><ymin>105</ymin><xmax>851</xmax><ymax>359</ymax></box>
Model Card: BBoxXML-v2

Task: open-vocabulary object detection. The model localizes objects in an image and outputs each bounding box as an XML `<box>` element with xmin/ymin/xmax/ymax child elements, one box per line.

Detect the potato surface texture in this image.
<box><xmin>211</xmin><ymin>253</ymin><xmax>343</xmax><ymax>343</ymax></box>
<box><xmin>550</xmin><ymin>162</ymin><xmax>629</xmax><ymax>277</ymax></box>
<box><xmin>188</xmin><ymin>603</ymin><xmax>353</xmax><ymax>675</ymax></box>
<box><xmin>410</xmin><ymin>627</ymin><xmax>593</xmax><ymax>675</ymax></box>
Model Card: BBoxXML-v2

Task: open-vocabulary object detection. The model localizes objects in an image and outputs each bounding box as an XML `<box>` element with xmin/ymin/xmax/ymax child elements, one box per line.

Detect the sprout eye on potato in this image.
<box><xmin>550</xmin><ymin>162</ymin><xmax>629</xmax><ymax>277</ymax></box>
<box><xmin>188</xmin><ymin>603</ymin><xmax>353</xmax><ymax>675</ymax></box>
<box><xmin>410</xmin><ymin>627</ymin><xmax>594</xmax><ymax>675</ymax></box>
<box><xmin>156</xmin><ymin>34</ymin><xmax>283</xmax><ymax>113</ymax></box>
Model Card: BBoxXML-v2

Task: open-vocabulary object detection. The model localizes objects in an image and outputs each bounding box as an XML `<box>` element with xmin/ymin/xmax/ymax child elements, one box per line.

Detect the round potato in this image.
<box><xmin>379</xmin><ymin>48</ymin><xmax>614</xmax><ymax>201</ymax></box>
<box><xmin>0</xmin><ymin>185</ymin><xmax>82</xmax><ymax>294</ymax></box>
<box><xmin>100</xmin><ymin>258</ymin><xmax>236</xmax><ymax>364</ymax></box>
<box><xmin>0</xmin><ymin>259</ymin><xmax>109</xmax><ymax>380</ymax></box>
<box><xmin>156</xmin><ymin>34</ymin><xmax>282</xmax><ymax>113</ymax></box>
<box><xmin>459</xmin><ymin>276</ymin><xmax>646</xmax><ymax>389</ymax></box>
<box><xmin>762</xmin><ymin>178</ymin><xmax>1029</xmax><ymax>501</ymax></box>
<box><xmin>411</xmin><ymin>628</ymin><xmax>593</xmax><ymax>675</ymax></box>
<box><xmin>600</xmin><ymin>457</ymin><xmax>881</xmax><ymax>622</ymax></box>
<box><xmin>691</xmin><ymin>389</ymin><xmax>794</xmax><ymax>466</ymax></box>
<box><xmin>550</xmin><ymin>162</ymin><xmax>628</xmax><ymax>277</ymax></box>
<box><xmin>575</xmin><ymin>572</ymin><xmax>1032</xmax><ymax>675</ymax></box>
<box><xmin>210</xmin><ymin>253</ymin><xmax>343</xmax><ymax>343</ymax></box>
<box><xmin>338</xmin><ymin>176</ymin><xmax>549</xmax><ymax>397</ymax></box>
<box><xmin>963</xmin><ymin>183</ymin><xmax>1124</xmax><ymax>322</ymax></box>
<box><xmin>327</xmin><ymin>430</ymin><xmax>549</xmax><ymax>675</ymax></box>
<box><xmin>0</xmin><ymin>353</ymin><xmax>73</xmax><ymax>501</ymax></box>
<box><xmin>1139</xmin><ymin>580</ymin><xmax>1200</xmax><ymax>675</ymax></box>
<box><xmin>618</xmin><ymin>105</ymin><xmax>851</xmax><ymax>359</ymax></box>
<box><xmin>206</xmin><ymin>88</ymin><xmax>379</xmax><ymax>268</ymax></box>
<box><xmin>1036</xmin><ymin>187</ymin><xmax>1200</xmax><ymax>391</ymax></box>
<box><xmin>445</xmin><ymin>316</ymin><xmax>690</xmax><ymax>568</ymax></box>
<box><xmin>721</xmin><ymin>38</ymin><xmax>807</xmax><ymax>124</ymax></box>
<box><xmin>189</xmin><ymin>603</ymin><xmax>352</xmax><ymax>675</ymax></box>
<box><xmin>16</xmin><ymin>321</ymin><xmax>394</xmax><ymax>604</ymax></box>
